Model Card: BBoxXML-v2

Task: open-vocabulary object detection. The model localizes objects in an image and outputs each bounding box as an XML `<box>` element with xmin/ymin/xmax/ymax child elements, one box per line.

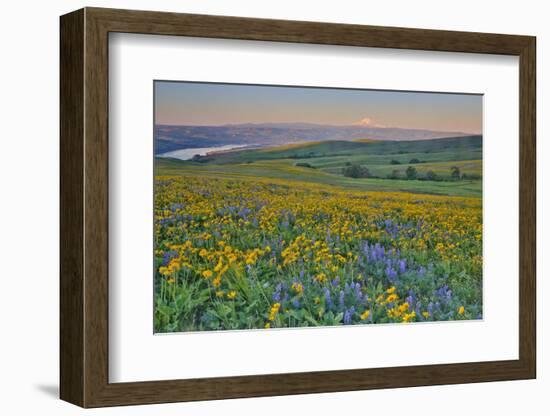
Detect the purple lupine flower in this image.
<box><xmin>324</xmin><ymin>287</ymin><xmax>332</xmax><ymax>306</ymax></box>
<box><xmin>292</xmin><ymin>299</ymin><xmax>301</xmax><ymax>308</ymax></box>
<box><xmin>343</xmin><ymin>306</ymin><xmax>355</xmax><ymax>325</ymax></box>
<box><xmin>363</xmin><ymin>242</ymin><xmax>370</xmax><ymax>258</ymax></box>
<box><xmin>399</xmin><ymin>259</ymin><xmax>407</xmax><ymax>274</ymax></box>
<box><xmin>385</xmin><ymin>265</ymin><xmax>398</xmax><ymax>282</ymax></box>
<box><xmin>237</xmin><ymin>207</ymin><xmax>251</xmax><ymax>220</ymax></box>
<box><xmin>343</xmin><ymin>310</ymin><xmax>351</xmax><ymax>325</ymax></box>
<box><xmin>415</xmin><ymin>302</ymin><xmax>422</xmax><ymax>317</ymax></box>
<box><xmin>354</xmin><ymin>283</ymin><xmax>362</xmax><ymax>299</ymax></box>
<box><xmin>331</xmin><ymin>277</ymin><xmax>340</xmax><ymax>287</ymax></box>
<box><xmin>418</xmin><ymin>266</ymin><xmax>426</xmax><ymax>277</ymax></box>
<box><xmin>435</xmin><ymin>285</ymin><xmax>452</xmax><ymax>303</ymax></box>
<box><xmin>371</xmin><ymin>244</ymin><xmax>377</xmax><ymax>261</ymax></box>
<box><xmin>272</xmin><ymin>283</ymin><xmax>283</xmax><ymax>302</ymax></box>
<box><xmin>343</xmin><ymin>306</ymin><xmax>355</xmax><ymax>324</ymax></box>
<box><xmin>376</xmin><ymin>244</ymin><xmax>386</xmax><ymax>260</ymax></box>
<box><xmin>161</xmin><ymin>250</ymin><xmax>178</xmax><ymax>266</ymax></box>
<box><xmin>339</xmin><ymin>290</ymin><xmax>345</xmax><ymax>309</ymax></box>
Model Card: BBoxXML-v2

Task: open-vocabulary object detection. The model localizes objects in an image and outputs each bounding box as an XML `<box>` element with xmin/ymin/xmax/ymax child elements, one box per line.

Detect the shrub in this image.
<box><xmin>451</xmin><ymin>166</ymin><xmax>461</xmax><ymax>180</ymax></box>
<box><xmin>343</xmin><ymin>164</ymin><xmax>371</xmax><ymax>178</ymax></box>
<box><xmin>406</xmin><ymin>166</ymin><xmax>417</xmax><ymax>180</ymax></box>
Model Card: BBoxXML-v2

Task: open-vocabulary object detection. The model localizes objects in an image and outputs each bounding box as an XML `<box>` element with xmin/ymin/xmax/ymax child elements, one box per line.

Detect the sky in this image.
<box><xmin>155</xmin><ymin>81</ymin><xmax>482</xmax><ymax>134</ymax></box>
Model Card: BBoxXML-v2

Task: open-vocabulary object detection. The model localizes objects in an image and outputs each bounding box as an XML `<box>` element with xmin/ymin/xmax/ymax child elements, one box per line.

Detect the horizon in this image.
<box><xmin>154</xmin><ymin>120</ymin><xmax>477</xmax><ymax>135</ymax></box>
<box><xmin>154</xmin><ymin>81</ymin><xmax>483</xmax><ymax>135</ymax></box>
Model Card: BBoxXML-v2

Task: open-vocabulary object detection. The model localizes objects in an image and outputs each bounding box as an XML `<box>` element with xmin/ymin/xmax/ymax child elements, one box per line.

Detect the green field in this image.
<box><xmin>156</xmin><ymin>136</ymin><xmax>482</xmax><ymax>197</ymax></box>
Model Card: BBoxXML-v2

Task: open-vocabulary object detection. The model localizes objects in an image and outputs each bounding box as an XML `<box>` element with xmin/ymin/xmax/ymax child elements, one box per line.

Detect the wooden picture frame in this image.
<box><xmin>60</xmin><ymin>7</ymin><xmax>536</xmax><ymax>408</ymax></box>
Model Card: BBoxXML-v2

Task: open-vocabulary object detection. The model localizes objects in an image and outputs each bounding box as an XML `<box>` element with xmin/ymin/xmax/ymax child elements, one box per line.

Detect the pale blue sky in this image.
<box><xmin>155</xmin><ymin>81</ymin><xmax>482</xmax><ymax>134</ymax></box>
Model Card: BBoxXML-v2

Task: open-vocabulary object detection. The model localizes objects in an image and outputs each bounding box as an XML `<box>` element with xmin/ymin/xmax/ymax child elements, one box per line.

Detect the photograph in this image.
<box><xmin>153</xmin><ymin>81</ymin><xmax>483</xmax><ymax>333</ymax></box>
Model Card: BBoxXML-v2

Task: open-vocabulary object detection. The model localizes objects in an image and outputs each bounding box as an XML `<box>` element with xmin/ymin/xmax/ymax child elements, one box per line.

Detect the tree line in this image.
<box><xmin>342</xmin><ymin>163</ymin><xmax>480</xmax><ymax>181</ymax></box>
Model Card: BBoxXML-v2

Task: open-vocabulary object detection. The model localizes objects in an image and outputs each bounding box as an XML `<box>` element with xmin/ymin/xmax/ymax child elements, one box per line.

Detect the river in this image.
<box><xmin>156</xmin><ymin>144</ymin><xmax>249</xmax><ymax>161</ymax></box>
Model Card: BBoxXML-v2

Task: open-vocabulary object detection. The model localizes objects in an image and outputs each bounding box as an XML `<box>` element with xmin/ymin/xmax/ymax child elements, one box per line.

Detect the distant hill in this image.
<box><xmin>188</xmin><ymin>135</ymin><xmax>482</xmax><ymax>165</ymax></box>
<box><xmin>155</xmin><ymin>123</ymin><xmax>475</xmax><ymax>154</ymax></box>
<box><xmin>156</xmin><ymin>135</ymin><xmax>483</xmax><ymax>198</ymax></box>
<box><xmin>155</xmin><ymin>138</ymin><xmax>189</xmax><ymax>154</ymax></box>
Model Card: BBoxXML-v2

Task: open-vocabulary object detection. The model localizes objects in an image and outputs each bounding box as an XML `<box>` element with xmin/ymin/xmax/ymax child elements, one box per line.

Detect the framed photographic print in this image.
<box><xmin>60</xmin><ymin>7</ymin><xmax>536</xmax><ymax>408</ymax></box>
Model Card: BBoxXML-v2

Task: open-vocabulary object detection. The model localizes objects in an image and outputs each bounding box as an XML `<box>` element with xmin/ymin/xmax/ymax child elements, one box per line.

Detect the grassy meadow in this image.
<box><xmin>154</xmin><ymin>136</ymin><xmax>483</xmax><ymax>332</ymax></box>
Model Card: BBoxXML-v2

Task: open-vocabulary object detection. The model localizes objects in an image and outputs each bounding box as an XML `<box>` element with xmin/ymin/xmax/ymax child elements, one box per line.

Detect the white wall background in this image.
<box><xmin>0</xmin><ymin>0</ymin><xmax>545</xmax><ymax>414</ymax></box>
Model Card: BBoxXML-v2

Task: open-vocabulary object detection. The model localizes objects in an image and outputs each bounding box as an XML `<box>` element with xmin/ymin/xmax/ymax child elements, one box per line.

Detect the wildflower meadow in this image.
<box><xmin>154</xmin><ymin>174</ymin><xmax>482</xmax><ymax>332</ymax></box>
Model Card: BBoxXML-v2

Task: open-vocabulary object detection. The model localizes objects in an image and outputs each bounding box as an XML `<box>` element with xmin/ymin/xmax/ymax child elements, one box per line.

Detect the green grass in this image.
<box><xmin>194</xmin><ymin>135</ymin><xmax>481</xmax><ymax>164</ymax></box>
<box><xmin>156</xmin><ymin>135</ymin><xmax>483</xmax><ymax>198</ymax></box>
<box><xmin>322</xmin><ymin>159</ymin><xmax>482</xmax><ymax>178</ymax></box>
<box><xmin>156</xmin><ymin>158</ymin><xmax>482</xmax><ymax>197</ymax></box>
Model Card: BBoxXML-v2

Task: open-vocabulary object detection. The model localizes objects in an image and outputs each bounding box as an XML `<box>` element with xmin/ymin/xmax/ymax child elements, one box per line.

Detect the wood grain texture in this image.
<box><xmin>59</xmin><ymin>8</ymin><xmax>84</xmax><ymax>407</ymax></box>
<box><xmin>518</xmin><ymin>38</ymin><xmax>536</xmax><ymax>376</ymax></box>
<box><xmin>59</xmin><ymin>7</ymin><xmax>537</xmax><ymax>408</ymax></box>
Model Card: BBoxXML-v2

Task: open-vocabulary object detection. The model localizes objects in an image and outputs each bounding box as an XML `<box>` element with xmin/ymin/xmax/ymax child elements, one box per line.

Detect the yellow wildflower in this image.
<box><xmin>398</xmin><ymin>302</ymin><xmax>410</xmax><ymax>313</ymax></box>
<box><xmin>314</xmin><ymin>272</ymin><xmax>327</xmax><ymax>283</ymax></box>
<box><xmin>268</xmin><ymin>303</ymin><xmax>281</xmax><ymax>321</ymax></box>
<box><xmin>291</xmin><ymin>282</ymin><xmax>304</xmax><ymax>294</ymax></box>
<box><xmin>402</xmin><ymin>311</ymin><xmax>416</xmax><ymax>322</ymax></box>
<box><xmin>386</xmin><ymin>293</ymin><xmax>398</xmax><ymax>303</ymax></box>
<box><xmin>360</xmin><ymin>309</ymin><xmax>371</xmax><ymax>320</ymax></box>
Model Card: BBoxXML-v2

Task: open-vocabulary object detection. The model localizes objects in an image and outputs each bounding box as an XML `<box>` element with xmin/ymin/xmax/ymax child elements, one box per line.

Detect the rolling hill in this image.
<box><xmin>155</xmin><ymin>135</ymin><xmax>482</xmax><ymax>197</ymax></box>
<box><xmin>155</xmin><ymin>123</ymin><xmax>476</xmax><ymax>154</ymax></box>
